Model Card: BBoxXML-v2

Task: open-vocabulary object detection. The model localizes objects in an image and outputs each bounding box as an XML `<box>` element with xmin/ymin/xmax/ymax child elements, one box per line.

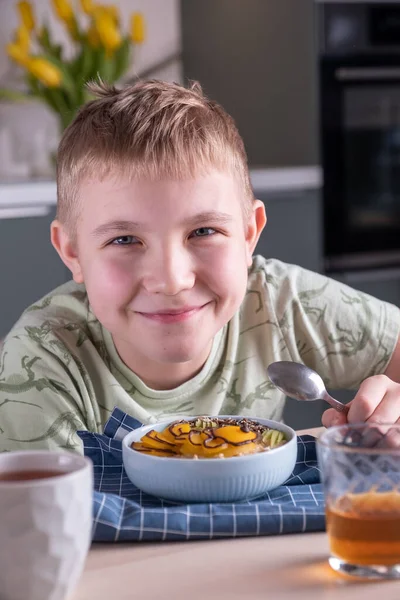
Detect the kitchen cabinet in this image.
<box><xmin>255</xmin><ymin>189</ymin><xmax>323</xmax><ymax>274</ymax></box>
<box><xmin>331</xmin><ymin>270</ymin><xmax>400</xmax><ymax>308</ymax></box>
<box><xmin>0</xmin><ymin>207</ymin><xmax>70</xmax><ymax>339</ymax></box>
<box><xmin>181</xmin><ymin>0</ymin><xmax>318</xmax><ymax>168</ymax></box>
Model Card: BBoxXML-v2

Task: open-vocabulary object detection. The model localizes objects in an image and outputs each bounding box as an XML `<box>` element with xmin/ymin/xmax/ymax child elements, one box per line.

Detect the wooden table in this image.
<box><xmin>74</xmin><ymin>428</ymin><xmax>400</xmax><ymax>600</ymax></box>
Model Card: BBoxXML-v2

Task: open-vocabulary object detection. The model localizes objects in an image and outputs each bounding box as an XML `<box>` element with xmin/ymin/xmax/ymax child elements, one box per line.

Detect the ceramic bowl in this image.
<box><xmin>122</xmin><ymin>416</ymin><xmax>297</xmax><ymax>503</ymax></box>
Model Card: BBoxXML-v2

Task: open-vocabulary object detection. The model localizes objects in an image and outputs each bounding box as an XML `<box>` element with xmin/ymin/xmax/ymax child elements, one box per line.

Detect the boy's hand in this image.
<box><xmin>321</xmin><ymin>374</ymin><xmax>400</xmax><ymax>428</ymax></box>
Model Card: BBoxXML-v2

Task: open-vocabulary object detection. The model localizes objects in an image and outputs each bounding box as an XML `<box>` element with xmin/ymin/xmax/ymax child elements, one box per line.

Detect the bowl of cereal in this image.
<box><xmin>122</xmin><ymin>416</ymin><xmax>297</xmax><ymax>502</ymax></box>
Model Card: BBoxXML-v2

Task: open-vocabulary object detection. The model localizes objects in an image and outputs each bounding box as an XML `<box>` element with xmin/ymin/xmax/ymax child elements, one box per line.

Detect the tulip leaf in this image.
<box><xmin>113</xmin><ymin>37</ymin><xmax>131</xmax><ymax>81</ymax></box>
<box><xmin>80</xmin><ymin>43</ymin><xmax>95</xmax><ymax>84</ymax></box>
<box><xmin>70</xmin><ymin>49</ymin><xmax>84</xmax><ymax>78</ymax></box>
<box><xmin>26</xmin><ymin>73</ymin><xmax>42</xmax><ymax>98</ymax></box>
<box><xmin>37</xmin><ymin>24</ymin><xmax>63</xmax><ymax>61</ymax></box>
<box><xmin>37</xmin><ymin>24</ymin><xmax>51</xmax><ymax>52</ymax></box>
<box><xmin>95</xmin><ymin>47</ymin><xmax>114</xmax><ymax>83</ymax></box>
<box><xmin>0</xmin><ymin>88</ymin><xmax>30</xmax><ymax>102</ymax></box>
<box><xmin>43</xmin><ymin>87</ymin><xmax>75</xmax><ymax>128</ymax></box>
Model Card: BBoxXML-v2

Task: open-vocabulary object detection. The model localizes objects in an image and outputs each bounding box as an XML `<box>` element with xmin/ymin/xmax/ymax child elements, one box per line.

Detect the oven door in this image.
<box><xmin>321</xmin><ymin>56</ymin><xmax>400</xmax><ymax>272</ymax></box>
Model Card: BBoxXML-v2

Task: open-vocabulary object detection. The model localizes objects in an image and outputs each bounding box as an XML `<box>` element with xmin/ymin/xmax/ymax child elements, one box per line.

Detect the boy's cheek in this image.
<box><xmin>84</xmin><ymin>262</ymin><xmax>138</xmax><ymax>306</ymax></box>
<box><xmin>84</xmin><ymin>255</ymin><xmax>134</xmax><ymax>284</ymax></box>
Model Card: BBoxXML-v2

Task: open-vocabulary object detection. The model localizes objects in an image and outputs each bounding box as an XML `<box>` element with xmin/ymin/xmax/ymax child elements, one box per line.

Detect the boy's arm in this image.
<box><xmin>384</xmin><ymin>335</ymin><xmax>400</xmax><ymax>383</ymax></box>
<box><xmin>264</xmin><ymin>259</ymin><xmax>400</xmax><ymax>426</ymax></box>
<box><xmin>0</xmin><ymin>334</ymin><xmax>90</xmax><ymax>454</ymax></box>
<box><xmin>334</xmin><ymin>332</ymin><xmax>400</xmax><ymax>425</ymax></box>
<box><xmin>323</xmin><ymin>334</ymin><xmax>400</xmax><ymax>427</ymax></box>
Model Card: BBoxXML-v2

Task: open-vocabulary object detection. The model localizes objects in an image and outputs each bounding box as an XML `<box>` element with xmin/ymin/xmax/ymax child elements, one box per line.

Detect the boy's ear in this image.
<box><xmin>50</xmin><ymin>220</ymin><xmax>84</xmax><ymax>284</ymax></box>
<box><xmin>245</xmin><ymin>199</ymin><xmax>267</xmax><ymax>266</ymax></box>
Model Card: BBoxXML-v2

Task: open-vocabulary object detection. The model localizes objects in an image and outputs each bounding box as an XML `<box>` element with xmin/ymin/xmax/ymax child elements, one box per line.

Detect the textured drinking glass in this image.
<box><xmin>0</xmin><ymin>451</ymin><xmax>93</xmax><ymax>600</ymax></box>
<box><xmin>317</xmin><ymin>423</ymin><xmax>400</xmax><ymax>579</ymax></box>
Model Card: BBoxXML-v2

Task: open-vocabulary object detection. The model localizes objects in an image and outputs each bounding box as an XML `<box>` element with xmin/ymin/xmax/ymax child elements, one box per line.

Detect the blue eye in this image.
<box><xmin>192</xmin><ymin>227</ymin><xmax>216</xmax><ymax>237</ymax></box>
<box><xmin>111</xmin><ymin>236</ymin><xmax>136</xmax><ymax>245</ymax></box>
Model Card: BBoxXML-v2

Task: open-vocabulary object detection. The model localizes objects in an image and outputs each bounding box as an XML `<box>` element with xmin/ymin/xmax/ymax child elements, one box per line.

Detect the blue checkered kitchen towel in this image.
<box><xmin>77</xmin><ymin>408</ymin><xmax>326</xmax><ymax>542</ymax></box>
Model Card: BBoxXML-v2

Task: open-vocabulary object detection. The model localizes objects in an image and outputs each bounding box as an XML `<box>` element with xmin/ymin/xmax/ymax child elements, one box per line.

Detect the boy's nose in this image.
<box><xmin>142</xmin><ymin>248</ymin><xmax>195</xmax><ymax>295</ymax></box>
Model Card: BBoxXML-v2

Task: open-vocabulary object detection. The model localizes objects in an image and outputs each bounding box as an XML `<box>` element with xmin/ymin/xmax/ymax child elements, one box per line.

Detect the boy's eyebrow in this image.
<box><xmin>184</xmin><ymin>211</ymin><xmax>234</xmax><ymax>226</ymax></box>
<box><xmin>91</xmin><ymin>220</ymin><xmax>140</xmax><ymax>238</ymax></box>
<box><xmin>91</xmin><ymin>212</ymin><xmax>234</xmax><ymax>238</ymax></box>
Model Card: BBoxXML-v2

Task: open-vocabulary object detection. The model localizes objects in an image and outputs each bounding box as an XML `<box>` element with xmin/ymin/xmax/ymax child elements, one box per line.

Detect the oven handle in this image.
<box><xmin>340</xmin><ymin>267</ymin><xmax>400</xmax><ymax>285</ymax></box>
<box><xmin>336</xmin><ymin>67</ymin><xmax>400</xmax><ymax>81</ymax></box>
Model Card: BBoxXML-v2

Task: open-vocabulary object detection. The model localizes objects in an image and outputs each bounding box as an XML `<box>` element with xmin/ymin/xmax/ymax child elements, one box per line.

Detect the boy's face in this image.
<box><xmin>52</xmin><ymin>170</ymin><xmax>266</xmax><ymax>388</ymax></box>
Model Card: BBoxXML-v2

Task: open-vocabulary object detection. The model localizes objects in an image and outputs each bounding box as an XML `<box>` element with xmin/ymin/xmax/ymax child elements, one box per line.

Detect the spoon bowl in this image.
<box><xmin>267</xmin><ymin>361</ymin><xmax>349</xmax><ymax>414</ymax></box>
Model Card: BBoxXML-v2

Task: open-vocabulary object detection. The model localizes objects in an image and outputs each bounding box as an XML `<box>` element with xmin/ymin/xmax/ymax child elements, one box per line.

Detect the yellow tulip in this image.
<box><xmin>87</xmin><ymin>23</ymin><xmax>100</xmax><ymax>48</ymax></box>
<box><xmin>105</xmin><ymin>6</ymin><xmax>119</xmax><ymax>25</ymax></box>
<box><xmin>80</xmin><ymin>0</ymin><xmax>94</xmax><ymax>15</ymax></box>
<box><xmin>130</xmin><ymin>12</ymin><xmax>145</xmax><ymax>44</ymax></box>
<box><xmin>52</xmin><ymin>0</ymin><xmax>74</xmax><ymax>22</ymax></box>
<box><xmin>6</xmin><ymin>42</ymin><xmax>30</xmax><ymax>67</ymax></box>
<box><xmin>27</xmin><ymin>58</ymin><xmax>63</xmax><ymax>88</ymax></box>
<box><xmin>66</xmin><ymin>17</ymin><xmax>80</xmax><ymax>41</ymax></box>
<box><xmin>17</xmin><ymin>1</ymin><xmax>35</xmax><ymax>31</ymax></box>
<box><xmin>92</xmin><ymin>4</ymin><xmax>107</xmax><ymax>18</ymax></box>
<box><xmin>92</xmin><ymin>4</ymin><xmax>118</xmax><ymax>25</ymax></box>
<box><xmin>15</xmin><ymin>24</ymin><xmax>30</xmax><ymax>53</ymax></box>
<box><xmin>95</xmin><ymin>12</ymin><xmax>121</xmax><ymax>53</ymax></box>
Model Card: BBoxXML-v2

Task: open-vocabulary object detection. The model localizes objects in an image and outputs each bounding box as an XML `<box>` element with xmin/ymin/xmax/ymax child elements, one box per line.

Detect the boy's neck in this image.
<box><xmin>112</xmin><ymin>338</ymin><xmax>213</xmax><ymax>391</ymax></box>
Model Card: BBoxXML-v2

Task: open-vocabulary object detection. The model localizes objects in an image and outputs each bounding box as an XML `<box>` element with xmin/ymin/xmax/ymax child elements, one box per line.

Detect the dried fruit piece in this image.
<box><xmin>213</xmin><ymin>425</ymin><xmax>258</xmax><ymax>445</ymax></box>
<box><xmin>262</xmin><ymin>429</ymin><xmax>285</xmax><ymax>448</ymax></box>
<box><xmin>180</xmin><ymin>431</ymin><xmax>214</xmax><ymax>456</ymax></box>
<box><xmin>140</xmin><ymin>430</ymin><xmax>178</xmax><ymax>452</ymax></box>
<box><xmin>188</xmin><ymin>430</ymin><xmax>209</xmax><ymax>446</ymax></box>
<box><xmin>169</xmin><ymin>422</ymin><xmax>191</xmax><ymax>439</ymax></box>
<box><xmin>132</xmin><ymin>444</ymin><xmax>177</xmax><ymax>457</ymax></box>
<box><xmin>194</xmin><ymin>418</ymin><xmax>218</xmax><ymax>429</ymax></box>
<box><xmin>219</xmin><ymin>442</ymin><xmax>260</xmax><ymax>458</ymax></box>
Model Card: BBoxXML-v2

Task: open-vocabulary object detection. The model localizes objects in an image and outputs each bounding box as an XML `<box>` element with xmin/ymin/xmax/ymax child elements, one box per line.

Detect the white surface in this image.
<box><xmin>0</xmin><ymin>205</ymin><xmax>50</xmax><ymax>219</ymax></box>
<box><xmin>0</xmin><ymin>166</ymin><xmax>322</xmax><ymax>218</ymax></box>
<box><xmin>0</xmin><ymin>181</ymin><xmax>57</xmax><ymax>208</ymax></box>
<box><xmin>0</xmin><ymin>451</ymin><xmax>93</xmax><ymax>600</ymax></box>
<box><xmin>77</xmin><ymin>533</ymin><xmax>400</xmax><ymax>600</ymax></box>
<box><xmin>251</xmin><ymin>166</ymin><xmax>322</xmax><ymax>192</ymax></box>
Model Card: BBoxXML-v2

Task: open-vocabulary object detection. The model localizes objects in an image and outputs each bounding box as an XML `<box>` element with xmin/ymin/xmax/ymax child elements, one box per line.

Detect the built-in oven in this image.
<box><xmin>319</xmin><ymin>2</ymin><xmax>400</xmax><ymax>272</ymax></box>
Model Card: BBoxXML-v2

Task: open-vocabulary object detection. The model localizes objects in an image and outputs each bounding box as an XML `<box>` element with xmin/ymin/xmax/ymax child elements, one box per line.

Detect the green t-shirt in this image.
<box><xmin>0</xmin><ymin>256</ymin><xmax>398</xmax><ymax>453</ymax></box>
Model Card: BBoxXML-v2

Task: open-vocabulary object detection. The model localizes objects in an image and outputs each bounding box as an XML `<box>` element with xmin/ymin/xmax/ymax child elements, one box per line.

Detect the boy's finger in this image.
<box><xmin>321</xmin><ymin>407</ymin><xmax>348</xmax><ymax>428</ymax></box>
<box><xmin>347</xmin><ymin>375</ymin><xmax>388</xmax><ymax>422</ymax></box>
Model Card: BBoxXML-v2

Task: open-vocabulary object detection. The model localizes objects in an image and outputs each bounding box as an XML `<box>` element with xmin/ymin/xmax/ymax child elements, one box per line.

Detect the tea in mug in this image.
<box><xmin>0</xmin><ymin>470</ymin><xmax>65</xmax><ymax>482</ymax></box>
<box><xmin>326</xmin><ymin>490</ymin><xmax>400</xmax><ymax>566</ymax></box>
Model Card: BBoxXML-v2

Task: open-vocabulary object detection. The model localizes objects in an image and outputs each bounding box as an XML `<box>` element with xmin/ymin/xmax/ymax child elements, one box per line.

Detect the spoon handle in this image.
<box><xmin>322</xmin><ymin>390</ymin><xmax>350</xmax><ymax>414</ymax></box>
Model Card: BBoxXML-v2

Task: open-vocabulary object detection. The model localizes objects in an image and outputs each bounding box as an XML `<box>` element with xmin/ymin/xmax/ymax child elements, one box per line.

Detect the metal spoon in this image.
<box><xmin>267</xmin><ymin>361</ymin><xmax>349</xmax><ymax>414</ymax></box>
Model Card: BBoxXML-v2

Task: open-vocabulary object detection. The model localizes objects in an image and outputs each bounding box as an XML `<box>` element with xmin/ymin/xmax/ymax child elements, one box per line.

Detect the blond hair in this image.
<box><xmin>56</xmin><ymin>79</ymin><xmax>254</xmax><ymax>234</ymax></box>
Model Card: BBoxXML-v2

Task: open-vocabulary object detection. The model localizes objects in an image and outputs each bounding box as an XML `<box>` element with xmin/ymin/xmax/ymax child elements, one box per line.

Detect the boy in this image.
<box><xmin>1</xmin><ymin>79</ymin><xmax>400</xmax><ymax>453</ymax></box>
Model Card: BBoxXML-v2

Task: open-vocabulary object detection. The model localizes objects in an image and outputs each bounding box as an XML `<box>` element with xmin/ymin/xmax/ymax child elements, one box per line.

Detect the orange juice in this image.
<box><xmin>326</xmin><ymin>491</ymin><xmax>400</xmax><ymax>565</ymax></box>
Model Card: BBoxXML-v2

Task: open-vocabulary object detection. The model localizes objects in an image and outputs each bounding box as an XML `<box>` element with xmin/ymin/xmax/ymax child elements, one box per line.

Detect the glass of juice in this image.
<box><xmin>317</xmin><ymin>422</ymin><xmax>400</xmax><ymax>579</ymax></box>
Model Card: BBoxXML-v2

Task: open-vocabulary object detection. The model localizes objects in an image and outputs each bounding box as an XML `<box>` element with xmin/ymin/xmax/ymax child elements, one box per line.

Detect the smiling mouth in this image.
<box><xmin>137</xmin><ymin>303</ymin><xmax>209</xmax><ymax>324</ymax></box>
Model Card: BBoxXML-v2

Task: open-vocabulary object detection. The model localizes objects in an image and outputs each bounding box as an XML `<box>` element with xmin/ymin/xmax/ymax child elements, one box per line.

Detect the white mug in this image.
<box><xmin>0</xmin><ymin>450</ymin><xmax>93</xmax><ymax>600</ymax></box>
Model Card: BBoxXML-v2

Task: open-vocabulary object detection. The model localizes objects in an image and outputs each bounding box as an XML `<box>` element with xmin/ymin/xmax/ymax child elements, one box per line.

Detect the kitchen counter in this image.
<box><xmin>0</xmin><ymin>180</ymin><xmax>56</xmax><ymax>219</ymax></box>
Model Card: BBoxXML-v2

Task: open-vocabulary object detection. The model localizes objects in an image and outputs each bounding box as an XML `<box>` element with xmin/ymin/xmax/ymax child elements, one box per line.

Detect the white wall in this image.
<box><xmin>0</xmin><ymin>0</ymin><xmax>182</xmax><ymax>179</ymax></box>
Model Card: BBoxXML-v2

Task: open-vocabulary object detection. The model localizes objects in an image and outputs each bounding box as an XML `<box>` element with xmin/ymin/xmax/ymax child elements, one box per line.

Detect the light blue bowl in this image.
<box><xmin>122</xmin><ymin>416</ymin><xmax>297</xmax><ymax>503</ymax></box>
